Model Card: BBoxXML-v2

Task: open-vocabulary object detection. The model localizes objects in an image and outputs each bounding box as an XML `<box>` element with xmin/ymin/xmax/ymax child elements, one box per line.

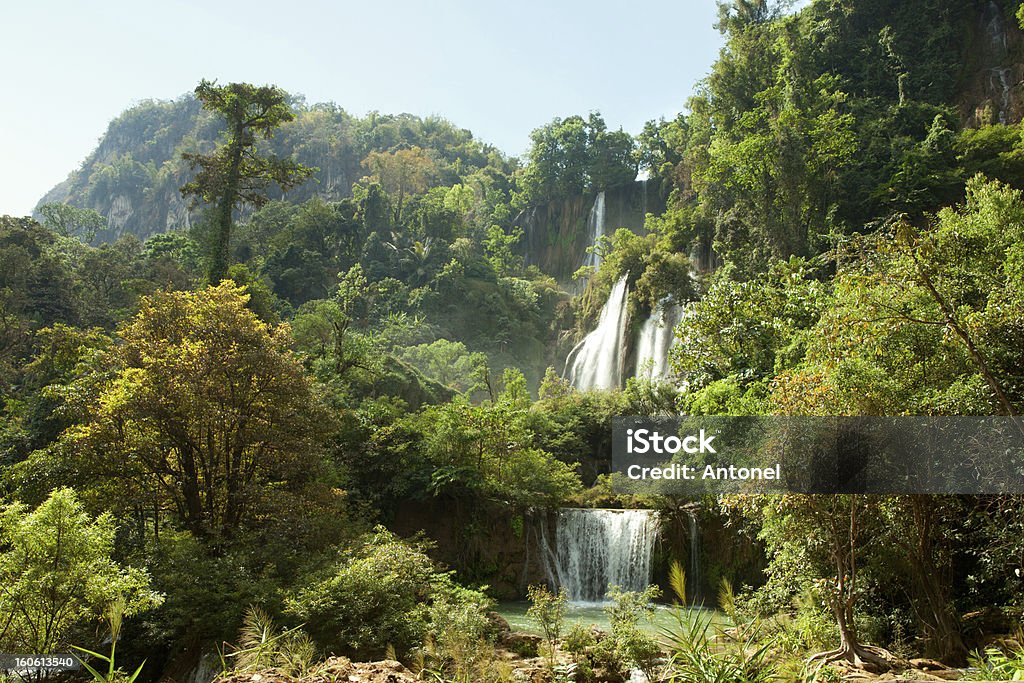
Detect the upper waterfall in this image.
<box><xmin>634</xmin><ymin>300</ymin><xmax>682</xmax><ymax>381</ymax></box>
<box><xmin>565</xmin><ymin>275</ymin><xmax>630</xmax><ymax>390</ymax></box>
<box><xmin>582</xmin><ymin>191</ymin><xmax>607</xmax><ymax>271</ymax></box>
<box><xmin>981</xmin><ymin>0</ymin><xmax>1015</xmax><ymax>125</ymax></box>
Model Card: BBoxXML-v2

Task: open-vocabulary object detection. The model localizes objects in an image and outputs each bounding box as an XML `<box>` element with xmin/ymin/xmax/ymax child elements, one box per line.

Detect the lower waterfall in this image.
<box><xmin>540</xmin><ymin>508</ymin><xmax>659</xmax><ymax>603</ymax></box>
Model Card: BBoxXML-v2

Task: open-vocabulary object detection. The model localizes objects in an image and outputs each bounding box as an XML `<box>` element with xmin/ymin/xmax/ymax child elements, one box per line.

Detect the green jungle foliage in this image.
<box><xmin>4</xmin><ymin>1</ymin><xmax>1024</xmax><ymax>679</ymax></box>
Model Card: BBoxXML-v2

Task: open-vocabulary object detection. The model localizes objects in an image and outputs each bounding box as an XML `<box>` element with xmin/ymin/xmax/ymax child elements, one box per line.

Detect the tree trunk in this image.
<box><xmin>808</xmin><ymin>499</ymin><xmax>893</xmax><ymax>672</ymax></box>
<box><xmin>208</xmin><ymin>137</ymin><xmax>245</xmax><ymax>283</ymax></box>
<box><xmin>810</xmin><ymin>601</ymin><xmax>892</xmax><ymax>671</ymax></box>
<box><xmin>912</xmin><ymin>252</ymin><xmax>1016</xmax><ymax>416</ymax></box>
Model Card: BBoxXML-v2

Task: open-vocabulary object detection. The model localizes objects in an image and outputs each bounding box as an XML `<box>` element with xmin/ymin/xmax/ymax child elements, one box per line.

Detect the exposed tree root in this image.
<box><xmin>807</xmin><ymin>642</ymin><xmax>896</xmax><ymax>673</ymax></box>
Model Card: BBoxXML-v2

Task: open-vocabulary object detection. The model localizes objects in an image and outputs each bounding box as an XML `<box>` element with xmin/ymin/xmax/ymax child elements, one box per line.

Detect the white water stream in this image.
<box><xmin>540</xmin><ymin>508</ymin><xmax>659</xmax><ymax>603</ymax></box>
<box><xmin>566</xmin><ymin>275</ymin><xmax>630</xmax><ymax>390</ymax></box>
<box><xmin>634</xmin><ymin>300</ymin><xmax>682</xmax><ymax>381</ymax></box>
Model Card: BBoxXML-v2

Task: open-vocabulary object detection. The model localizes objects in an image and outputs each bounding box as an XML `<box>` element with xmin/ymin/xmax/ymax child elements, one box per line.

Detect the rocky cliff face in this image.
<box><xmin>961</xmin><ymin>0</ymin><xmax>1024</xmax><ymax>127</ymax></box>
<box><xmin>33</xmin><ymin>99</ymin><xmax>487</xmax><ymax>243</ymax></box>
<box><xmin>391</xmin><ymin>499</ymin><xmax>560</xmax><ymax>600</ymax></box>
<box><xmin>515</xmin><ymin>182</ymin><xmax>662</xmax><ymax>285</ymax></box>
<box><xmin>35</xmin><ymin>97</ymin><xmax>213</xmax><ymax>242</ymax></box>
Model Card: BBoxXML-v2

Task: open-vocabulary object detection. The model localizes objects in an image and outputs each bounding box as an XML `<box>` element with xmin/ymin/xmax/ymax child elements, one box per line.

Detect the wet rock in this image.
<box><xmin>502</xmin><ymin>632</ymin><xmax>543</xmax><ymax>658</ymax></box>
<box><xmin>908</xmin><ymin>658</ymin><xmax>949</xmax><ymax>671</ymax></box>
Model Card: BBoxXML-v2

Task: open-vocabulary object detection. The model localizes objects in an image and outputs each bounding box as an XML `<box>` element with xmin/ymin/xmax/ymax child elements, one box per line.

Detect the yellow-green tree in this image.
<box><xmin>68</xmin><ymin>283</ymin><xmax>332</xmax><ymax>540</ymax></box>
<box><xmin>361</xmin><ymin>146</ymin><xmax>436</xmax><ymax>222</ymax></box>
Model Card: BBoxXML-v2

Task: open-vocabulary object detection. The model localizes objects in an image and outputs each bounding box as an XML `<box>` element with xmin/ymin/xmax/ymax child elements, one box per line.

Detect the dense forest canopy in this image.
<box><xmin>5</xmin><ymin>1</ymin><xmax>1024</xmax><ymax>681</ymax></box>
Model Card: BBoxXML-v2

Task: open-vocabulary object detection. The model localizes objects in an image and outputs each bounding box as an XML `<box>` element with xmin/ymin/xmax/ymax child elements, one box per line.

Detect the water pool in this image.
<box><xmin>494</xmin><ymin>601</ymin><xmax>727</xmax><ymax>640</ymax></box>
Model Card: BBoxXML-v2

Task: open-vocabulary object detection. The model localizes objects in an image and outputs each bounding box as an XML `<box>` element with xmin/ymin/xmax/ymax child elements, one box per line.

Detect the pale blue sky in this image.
<box><xmin>1</xmin><ymin>0</ymin><xmax>724</xmax><ymax>216</ymax></box>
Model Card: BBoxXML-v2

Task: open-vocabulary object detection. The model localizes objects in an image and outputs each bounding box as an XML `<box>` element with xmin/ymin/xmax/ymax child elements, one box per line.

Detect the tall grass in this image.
<box><xmin>72</xmin><ymin>597</ymin><xmax>146</xmax><ymax>683</ymax></box>
<box><xmin>660</xmin><ymin>561</ymin><xmax>776</xmax><ymax>683</ymax></box>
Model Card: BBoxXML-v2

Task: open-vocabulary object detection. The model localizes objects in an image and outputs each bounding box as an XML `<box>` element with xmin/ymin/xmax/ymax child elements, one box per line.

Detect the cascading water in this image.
<box><xmin>983</xmin><ymin>0</ymin><xmax>1014</xmax><ymax>125</ymax></box>
<box><xmin>685</xmin><ymin>508</ymin><xmax>703</xmax><ymax>605</ymax></box>
<box><xmin>634</xmin><ymin>300</ymin><xmax>682</xmax><ymax>381</ymax></box>
<box><xmin>985</xmin><ymin>0</ymin><xmax>1008</xmax><ymax>56</ymax></box>
<box><xmin>565</xmin><ymin>275</ymin><xmax>630</xmax><ymax>390</ymax></box>
<box><xmin>992</xmin><ymin>67</ymin><xmax>1013</xmax><ymax>124</ymax></box>
<box><xmin>540</xmin><ymin>508</ymin><xmax>659</xmax><ymax>603</ymax></box>
<box><xmin>582</xmin><ymin>191</ymin><xmax>607</xmax><ymax>270</ymax></box>
<box><xmin>636</xmin><ymin>169</ymin><xmax>650</xmax><ymax>218</ymax></box>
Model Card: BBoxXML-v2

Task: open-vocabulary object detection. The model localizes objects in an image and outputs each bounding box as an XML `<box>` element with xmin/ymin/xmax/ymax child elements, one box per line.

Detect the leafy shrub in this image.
<box><xmin>140</xmin><ymin>530</ymin><xmax>280</xmax><ymax>646</ymax></box>
<box><xmin>560</xmin><ymin>586</ymin><xmax>664</xmax><ymax>682</ymax></box>
<box><xmin>422</xmin><ymin>588</ymin><xmax>500</xmax><ymax>681</ymax></box>
<box><xmin>560</xmin><ymin>624</ymin><xmax>617</xmax><ymax>682</ymax></box>
<box><xmin>606</xmin><ymin>585</ymin><xmax>664</xmax><ymax>681</ymax></box>
<box><xmin>526</xmin><ymin>584</ymin><xmax>568</xmax><ymax>664</ymax></box>
<box><xmin>286</xmin><ymin>527</ymin><xmax>485</xmax><ymax>659</ymax></box>
<box><xmin>562</xmin><ymin>622</ymin><xmax>598</xmax><ymax>654</ymax></box>
<box><xmin>0</xmin><ymin>488</ymin><xmax>161</xmax><ymax>653</ymax></box>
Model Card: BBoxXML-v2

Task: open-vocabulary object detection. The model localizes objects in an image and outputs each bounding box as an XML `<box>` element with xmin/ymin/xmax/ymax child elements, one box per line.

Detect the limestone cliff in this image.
<box><xmin>34</xmin><ymin>98</ymin><xmax>496</xmax><ymax>243</ymax></box>
<box><xmin>961</xmin><ymin>1</ymin><xmax>1024</xmax><ymax>127</ymax></box>
<box><xmin>515</xmin><ymin>182</ymin><xmax>662</xmax><ymax>285</ymax></box>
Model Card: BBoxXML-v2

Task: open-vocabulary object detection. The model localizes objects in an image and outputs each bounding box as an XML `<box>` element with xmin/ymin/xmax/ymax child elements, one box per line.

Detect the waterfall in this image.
<box><xmin>634</xmin><ymin>300</ymin><xmax>682</xmax><ymax>381</ymax></box>
<box><xmin>983</xmin><ymin>0</ymin><xmax>1014</xmax><ymax>125</ymax></box>
<box><xmin>541</xmin><ymin>508</ymin><xmax>659</xmax><ymax>603</ymax></box>
<box><xmin>985</xmin><ymin>0</ymin><xmax>1008</xmax><ymax>57</ymax></box>
<box><xmin>566</xmin><ymin>275</ymin><xmax>630</xmax><ymax>390</ymax></box>
<box><xmin>183</xmin><ymin>652</ymin><xmax>219</xmax><ymax>683</ymax></box>
<box><xmin>685</xmin><ymin>508</ymin><xmax>703</xmax><ymax>605</ymax></box>
<box><xmin>583</xmin><ymin>191</ymin><xmax>607</xmax><ymax>270</ymax></box>
<box><xmin>521</xmin><ymin>206</ymin><xmax>538</xmax><ymax>268</ymax></box>
<box><xmin>992</xmin><ymin>67</ymin><xmax>1012</xmax><ymax>124</ymax></box>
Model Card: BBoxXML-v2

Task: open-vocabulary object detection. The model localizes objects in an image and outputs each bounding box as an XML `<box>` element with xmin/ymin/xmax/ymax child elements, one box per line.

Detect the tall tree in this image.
<box><xmin>67</xmin><ymin>283</ymin><xmax>332</xmax><ymax>540</ymax></box>
<box><xmin>181</xmin><ymin>80</ymin><xmax>313</xmax><ymax>283</ymax></box>
<box><xmin>516</xmin><ymin>114</ymin><xmax>637</xmax><ymax>206</ymax></box>
<box><xmin>37</xmin><ymin>203</ymin><xmax>106</xmax><ymax>242</ymax></box>
<box><xmin>732</xmin><ymin>493</ymin><xmax>893</xmax><ymax>670</ymax></box>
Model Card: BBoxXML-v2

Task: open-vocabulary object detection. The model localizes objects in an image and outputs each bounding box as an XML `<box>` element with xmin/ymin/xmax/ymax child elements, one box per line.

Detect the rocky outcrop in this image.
<box><xmin>218</xmin><ymin>659</ymin><xmax>418</xmax><ymax>683</ymax></box>
<box><xmin>391</xmin><ymin>499</ymin><xmax>552</xmax><ymax>599</ymax></box>
<box><xmin>961</xmin><ymin>1</ymin><xmax>1024</xmax><ymax>126</ymax></box>
<box><xmin>515</xmin><ymin>182</ymin><xmax>662</xmax><ymax>285</ymax></box>
<box><xmin>33</xmin><ymin>99</ymin><xmax>487</xmax><ymax>244</ymax></box>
